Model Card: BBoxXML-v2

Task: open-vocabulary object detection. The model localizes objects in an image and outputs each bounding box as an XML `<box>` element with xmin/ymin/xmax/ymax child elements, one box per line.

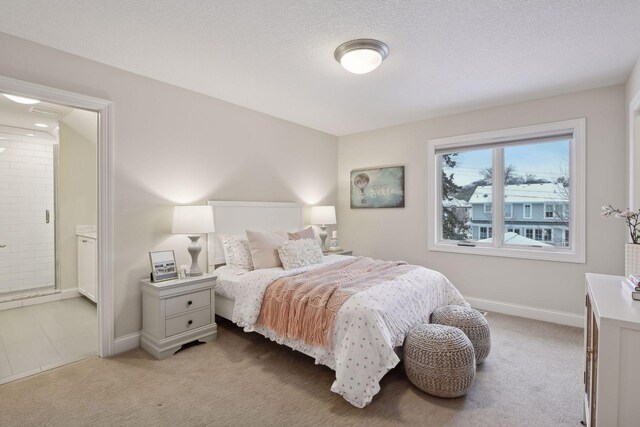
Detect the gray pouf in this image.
<box><xmin>431</xmin><ymin>305</ymin><xmax>491</xmax><ymax>364</ymax></box>
<box><xmin>404</xmin><ymin>324</ymin><xmax>476</xmax><ymax>398</ymax></box>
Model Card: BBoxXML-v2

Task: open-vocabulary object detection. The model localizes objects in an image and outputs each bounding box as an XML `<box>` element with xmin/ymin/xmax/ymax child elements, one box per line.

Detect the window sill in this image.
<box><xmin>428</xmin><ymin>241</ymin><xmax>585</xmax><ymax>264</ymax></box>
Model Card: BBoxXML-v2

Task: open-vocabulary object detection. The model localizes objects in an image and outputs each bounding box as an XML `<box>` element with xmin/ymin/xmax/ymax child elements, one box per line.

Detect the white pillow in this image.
<box><xmin>245</xmin><ymin>230</ymin><xmax>289</xmax><ymax>269</ymax></box>
<box><xmin>219</xmin><ymin>234</ymin><xmax>253</xmax><ymax>270</ymax></box>
<box><xmin>277</xmin><ymin>238</ymin><xmax>324</xmax><ymax>270</ymax></box>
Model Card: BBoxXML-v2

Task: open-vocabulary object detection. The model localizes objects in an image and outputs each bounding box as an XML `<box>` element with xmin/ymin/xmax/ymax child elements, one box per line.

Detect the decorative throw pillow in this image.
<box><xmin>287</xmin><ymin>226</ymin><xmax>316</xmax><ymax>241</ymax></box>
<box><xmin>278</xmin><ymin>238</ymin><xmax>324</xmax><ymax>270</ymax></box>
<box><xmin>219</xmin><ymin>234</ymin><xmax>254</xmax><ymax>270</ymax></box>
<box><xmin>245</xmin><ymin>229</ymin><xmax>289</xmax><ymax>269</ymax></box>
<box><xmin>289</xmin><ymin>226</ymin><xmax>323</xmax><ymax>248</ymax></box>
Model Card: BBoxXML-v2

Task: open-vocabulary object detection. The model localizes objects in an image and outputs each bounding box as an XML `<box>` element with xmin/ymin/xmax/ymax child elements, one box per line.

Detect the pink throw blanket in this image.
<box><xmin>256</xmin><ymin>257</ymin><xmax>418</xmax><ymax>349</ymax></box>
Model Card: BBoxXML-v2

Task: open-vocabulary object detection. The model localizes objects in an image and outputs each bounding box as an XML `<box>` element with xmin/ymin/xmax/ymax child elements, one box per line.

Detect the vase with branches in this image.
<box><xmin>601</xmin><ymin>205</ymin><xmax>640</xmax><ymax>244</ymax></box>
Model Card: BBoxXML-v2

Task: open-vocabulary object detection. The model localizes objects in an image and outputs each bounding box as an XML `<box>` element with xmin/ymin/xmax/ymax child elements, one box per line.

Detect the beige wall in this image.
<box><xmin>626</xmin><ymin>57</ymin><xmax>640</xmax><ymax>209</ymax></box>
<box><xmin>627</xmin><ymin>57</ymin><xmax>640</xmax><ymax>108</ymax></box>
<box><xmin>58</xmin><ymin>109</ymin><xmax>98</xmax><ymax>291</ymax></box>
<box><xmin>338</xmin><ymin>85</ymin><xmax>627</xmax><ymax>317</ymax></box>
<box><xmin>0</xmin><ymin>33</ymin><xmax>338</xmax><ymax>338</ymax></box>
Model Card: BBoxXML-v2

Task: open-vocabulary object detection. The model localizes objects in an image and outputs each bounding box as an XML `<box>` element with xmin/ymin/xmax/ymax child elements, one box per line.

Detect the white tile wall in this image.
<box><xmin>0</xmin><ymin>138</ymin><xmax>55</xmax><ymax>295</ymax></box>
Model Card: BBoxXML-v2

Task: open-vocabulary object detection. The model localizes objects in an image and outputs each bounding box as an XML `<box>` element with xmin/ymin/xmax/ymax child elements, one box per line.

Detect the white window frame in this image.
<box><xmin>523</xmin><ymin>203</ymin><xmax>532</xmax><ymax>219</ymax></box>
<box><xmin>427</xmin><ymin>118</ymin><xmax>586</xmax><ymax>263</ymax></box>
<box><xmin>484</xmin><ymin>203</ymin><xmax>492</xmax><ymax>214</ymax></box>
<box><xmin>525</xmin><ymin>228</ymin><xmax>534</xmax><ymax>239</ymax></box>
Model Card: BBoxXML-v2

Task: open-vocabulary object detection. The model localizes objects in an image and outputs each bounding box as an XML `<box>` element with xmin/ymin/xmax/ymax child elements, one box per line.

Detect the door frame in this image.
<box><xmin>629</xmin><ymin>90</ymin><xmax>640</xmax><ymax>212</ymax></box>
<box><xmin>0</xmin><ymin>75</ymin><xmax>115</xmax><ymax>357</ymax></box>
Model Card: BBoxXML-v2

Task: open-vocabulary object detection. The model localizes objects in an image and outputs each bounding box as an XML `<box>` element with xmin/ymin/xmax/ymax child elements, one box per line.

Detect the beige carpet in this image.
<box><xmin>0</xmin><ymin>312</ymin><xmax>582</xmax><ymax>426</ymax></box>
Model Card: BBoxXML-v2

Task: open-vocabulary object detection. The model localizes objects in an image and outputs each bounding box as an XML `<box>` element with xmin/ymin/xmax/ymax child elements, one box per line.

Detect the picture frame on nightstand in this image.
<box><xmin>149</xmin><ymin>250</ymin><xmax>178</xmax><ymax>282</ymax></box>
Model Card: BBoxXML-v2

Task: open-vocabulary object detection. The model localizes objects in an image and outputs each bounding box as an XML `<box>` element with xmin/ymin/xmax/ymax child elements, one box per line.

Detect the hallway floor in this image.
<box><xmin>0</xmin><ymin>297</ymin><xmax>97</xmax><ymax>384</ymax></box>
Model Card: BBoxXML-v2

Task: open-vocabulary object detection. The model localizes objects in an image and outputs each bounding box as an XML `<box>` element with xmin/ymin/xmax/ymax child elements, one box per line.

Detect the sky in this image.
<box><xmin>442</xmin><ymin>140</ymin><xmax>570</xmax><ymax>186</ymax></box>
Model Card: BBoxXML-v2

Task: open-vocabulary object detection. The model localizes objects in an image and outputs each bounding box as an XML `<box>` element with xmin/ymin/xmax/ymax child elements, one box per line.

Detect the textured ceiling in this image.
<box><xmin>1</xmin><ymin>1</ymin><xmax>639</xmax><ymax>136</ymax></box>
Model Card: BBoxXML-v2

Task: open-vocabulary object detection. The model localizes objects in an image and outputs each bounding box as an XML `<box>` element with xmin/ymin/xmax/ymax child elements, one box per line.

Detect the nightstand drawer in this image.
<box><xmin>165</xmin><ymin>289</ymin><xmax>211</xmax><ymax>317</ymax></box>
<box><xmin>165</xmin><ymin>307</ymin><xmax>211</xmax><ymax>337</ymax></box>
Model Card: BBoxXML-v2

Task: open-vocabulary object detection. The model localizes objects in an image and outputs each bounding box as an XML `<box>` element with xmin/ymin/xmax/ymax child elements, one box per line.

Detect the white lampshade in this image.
<box><xmin>172</xmin><ymin>205</ymin><xmax>215</xmax><ymax>235</ymax></box>
<box><xmin>310</xmin><ymin>206</ymin><xmax>336</xmax><ymax>225</ymax></box>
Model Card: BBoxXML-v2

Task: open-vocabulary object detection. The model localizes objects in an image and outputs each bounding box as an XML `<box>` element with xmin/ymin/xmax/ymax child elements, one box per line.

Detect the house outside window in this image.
<box><xmin>428</xmin><ymin>118</ymin><xmax>585</xmax><ymax>263</ymax></box>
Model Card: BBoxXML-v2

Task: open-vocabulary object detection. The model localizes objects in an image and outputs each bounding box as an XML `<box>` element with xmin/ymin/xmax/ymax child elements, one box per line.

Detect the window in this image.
<box><xmin>480</xmin><ymin>227</ymin><xmax>488</xmax><ymax>239</ymax></box>
<box><xmin>545</xmin><ymin>204</ymin><xmax>554</xmax><ymax>218</ymax></box>
<box><xmin>440</xmin><ymin>148</ymin><xmax>492</xmax><ymax>241</ymax></box>
<box><xmin>428</xmin><ymin>119</ymin><xmax>585</xmax><ymax>263</ymax></box>
<box><xmin>504</xmin><ymin>203</ymin><xmax>512</xmax><ymax>219</ymax></box>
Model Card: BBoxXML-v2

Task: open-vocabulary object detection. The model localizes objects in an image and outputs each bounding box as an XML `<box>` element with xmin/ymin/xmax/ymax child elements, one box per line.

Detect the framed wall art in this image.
<box><xmin>149</xmin><ymin>250</ymin><xmax>178</xmax><ymax>282</ymax></box>
<box><xmin>350</xmin><ymin>165</ymin><xmax>405</xmax><ymax>209</ymax></box>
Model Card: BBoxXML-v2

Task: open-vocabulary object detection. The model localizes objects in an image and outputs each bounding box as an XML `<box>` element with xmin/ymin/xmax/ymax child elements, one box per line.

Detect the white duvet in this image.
<box><xmin>229</xmin><ymin>255</ymin><xmax>467</xmax><ymax>408</ymax></box>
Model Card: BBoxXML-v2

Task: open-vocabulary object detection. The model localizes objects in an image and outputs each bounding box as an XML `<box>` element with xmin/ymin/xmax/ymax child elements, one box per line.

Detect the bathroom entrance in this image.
<box><xmin>0</xmin><ymin>93</ymin><xmax>98</xmax><ymax>383</ymax></box>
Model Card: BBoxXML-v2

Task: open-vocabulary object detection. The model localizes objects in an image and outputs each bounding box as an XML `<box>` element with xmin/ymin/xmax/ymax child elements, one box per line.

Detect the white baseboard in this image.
<box><xmin>61</xmin><ymin>288</ymin><xmax>81</xmax><ymax>299</ymax></box>
<box><xmin>464</xmin><ymin>295</ymin><xmax>583</xmax><ymax>328</ymax></box>
<box><xmin>113</xmin><ymin>331</ymin><xmax>141</xmax><ymax>355</ymax></box>
<box><xmin>0</xmin><ymin>288</ymin><xmax>83</xmax><ymax>311</ymax></box>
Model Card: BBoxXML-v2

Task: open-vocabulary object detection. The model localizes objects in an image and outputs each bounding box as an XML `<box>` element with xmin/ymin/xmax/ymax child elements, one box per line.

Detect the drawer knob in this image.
<box><xmin>187</xmin><ymin>320</ymin><xmax>193</xmax><ymax>326</ymax></box>
<box><xmin>187</xmin><ymin>300</ymin><xmax>193</xmax><ymax>306</ymax></box>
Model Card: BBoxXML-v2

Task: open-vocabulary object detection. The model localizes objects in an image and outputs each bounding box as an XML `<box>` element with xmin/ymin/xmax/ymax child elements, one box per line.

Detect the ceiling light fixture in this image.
<box><xmin>334</xmin><ymin>39</ymin><xmax>389</xmax><ymax>74</ymax></box>
<box><xmin>34</xmin><ymin>123</ymin><xmax>49</xmax><ymax>128</ymax></box>
<box><xmin>25</xmin><ymin>133</ymin><xmax>34</xmax><ymax>137</ymax></box>
<box><xmin>3</xmin><ymin>94</ymin><xmax>41</xmax><ymax>105</ymax></box>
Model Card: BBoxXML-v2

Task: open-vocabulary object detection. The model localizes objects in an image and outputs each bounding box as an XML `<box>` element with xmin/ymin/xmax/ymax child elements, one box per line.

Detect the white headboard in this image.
<box><xmin>206</xmin><ymin>201</ymin><xmax>305</xmax><ymax>271</ymax></box>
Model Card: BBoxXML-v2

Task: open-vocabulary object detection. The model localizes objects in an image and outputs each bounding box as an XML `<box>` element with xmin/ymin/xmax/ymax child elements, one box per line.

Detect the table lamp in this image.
<box><xmin>310</xmin><ymin>205</ymin><xmax>336</xmax><ymax>250</ymax></box>
<box><xmin>172</xmin><ymin>205</ymin><xmax>215</xmax><ymax>276</ymax></box>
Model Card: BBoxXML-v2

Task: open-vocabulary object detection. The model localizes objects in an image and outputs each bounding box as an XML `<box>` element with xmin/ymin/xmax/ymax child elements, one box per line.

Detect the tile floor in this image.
<box><xmin>0</xmin><ymin>297</ymin><xmax>97</xmax><ymax>384</ymax></box>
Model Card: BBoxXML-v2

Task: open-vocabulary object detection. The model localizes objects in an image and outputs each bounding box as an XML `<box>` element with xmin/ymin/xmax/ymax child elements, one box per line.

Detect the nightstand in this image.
<box><xmin>140</xmin><ymin>272</ymin><xmax>217</xmax><ymax>359</ymax></box>
<box><xmin>324</xmin><ymin>250</ymin><xmax>353</xmax><ymax>256</ymax></box>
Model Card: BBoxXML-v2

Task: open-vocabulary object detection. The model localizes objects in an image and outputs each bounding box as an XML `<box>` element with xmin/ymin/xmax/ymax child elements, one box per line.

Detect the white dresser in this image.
<box><xmin>140</xmin><ymin>273</ymin><xmax>217</xmax><ymax>359</ymax></box>
<box><xmin>584</xmin><ymin>273</ymin><xmax>640</xmax><ymax>427</ymax></box>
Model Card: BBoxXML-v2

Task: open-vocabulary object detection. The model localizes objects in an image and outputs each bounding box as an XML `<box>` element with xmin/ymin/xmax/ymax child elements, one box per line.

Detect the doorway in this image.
<box><xmin>0</xmin><ymin>95</ymin><xmax>100</xmax><ymax>382</ymax></box>
<box><xmin>0</xmin><ymin>75</ymin><xmax>114</xmax><ymax>361</ymax></box>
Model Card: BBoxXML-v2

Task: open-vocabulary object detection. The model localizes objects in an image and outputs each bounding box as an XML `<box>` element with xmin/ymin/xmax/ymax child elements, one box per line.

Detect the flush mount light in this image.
<box><xmin>25</xmin><ymin>133</ymin><xmax>34</xmax><ymax>137</ymax></box>
<box><xmin>334</xmin><ymin>39</ymin><xmax>389</xmax><ymax>74</ymax></box>
<box><xmin>3</xmin><ymin>94</ymin><xmax>41</xmax><ymax>105</ymax></box>
<box><xmin>34</xmin><ymin>123</ymin><xmax>48</xmax><ymax>128</ymax></box>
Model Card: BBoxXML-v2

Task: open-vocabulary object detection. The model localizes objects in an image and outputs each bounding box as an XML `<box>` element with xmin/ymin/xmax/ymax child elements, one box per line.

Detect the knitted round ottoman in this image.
<box><xmin>404</xmin><ymin>324</ymin><xmax>476</xmax><ymax>398</ymax></box>
<box><xmin>431</xmin><ymin>305</ymin><xmax>491</xmax><ymax>364</ymax></box>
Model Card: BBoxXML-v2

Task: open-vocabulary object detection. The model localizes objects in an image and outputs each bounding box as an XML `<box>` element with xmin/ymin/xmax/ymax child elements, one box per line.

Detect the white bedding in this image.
<box><xmin>228</xmin><ymin>255</ymin><xmax>468</xmax><ymax>408</ymax></box>
<box><xmin>214</xmin><ymin>265</ymin><xmax>246</xmax><ymax>300</ymax></box>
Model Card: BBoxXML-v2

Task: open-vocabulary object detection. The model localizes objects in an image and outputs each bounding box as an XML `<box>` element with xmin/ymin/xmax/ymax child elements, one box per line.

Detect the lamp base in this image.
<box><xmin>319</xmin><ymin>225</ymin><xmax>328</xmax><ymax>251</ymax></box>
<box><xmin>187</xmin><ymin>235</ymin><xmax>203</xmax><ymax>276</ymax></box>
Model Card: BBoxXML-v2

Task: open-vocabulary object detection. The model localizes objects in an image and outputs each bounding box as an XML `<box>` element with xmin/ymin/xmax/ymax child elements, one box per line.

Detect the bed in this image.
<box><xmin>206</xmin><ymin>201</ymin><xmax>467</xmax><ymax>408</ymax></box>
